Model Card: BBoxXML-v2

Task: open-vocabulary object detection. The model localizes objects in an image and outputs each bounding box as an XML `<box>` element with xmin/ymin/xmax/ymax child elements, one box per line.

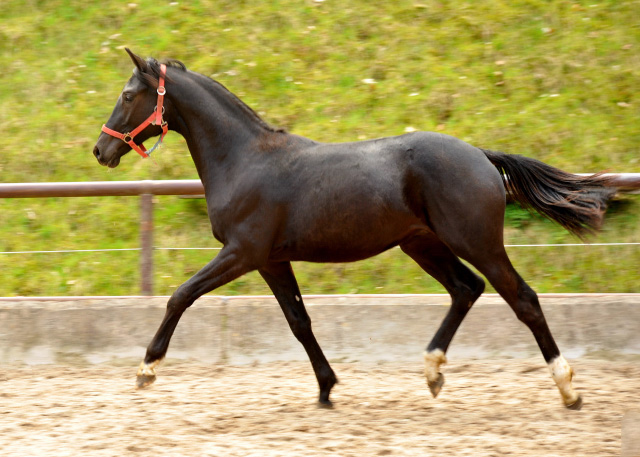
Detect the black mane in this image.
<box><xmin>136</xmin><ymin>57</ymin><xmax>284</xmax><ymax>133</ymax></box>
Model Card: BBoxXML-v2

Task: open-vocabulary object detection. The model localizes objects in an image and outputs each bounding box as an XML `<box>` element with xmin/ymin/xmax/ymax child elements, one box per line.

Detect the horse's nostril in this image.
<box><xmin>93</xmin><ymin>145</ymin><xmax>101</xmax><ymax>159</ymax></box>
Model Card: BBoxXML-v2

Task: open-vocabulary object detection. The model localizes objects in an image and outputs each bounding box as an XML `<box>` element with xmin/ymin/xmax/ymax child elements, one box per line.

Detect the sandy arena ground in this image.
<box><xmin>1</xmin><ymin>358</ymin><xmax>638</xmax><ymax>456</ymax></box>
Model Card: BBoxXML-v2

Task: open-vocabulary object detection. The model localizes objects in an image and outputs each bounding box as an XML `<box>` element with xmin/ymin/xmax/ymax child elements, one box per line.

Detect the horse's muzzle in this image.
<box><xmin>93</xmin><ymin>145</ymin><xmax>120</xmax><ymax>168</ymax></box>
<box><xmin>93</xmin><ymin>145</ymin><xmax>103</xmax><ymax>163</ymax></box>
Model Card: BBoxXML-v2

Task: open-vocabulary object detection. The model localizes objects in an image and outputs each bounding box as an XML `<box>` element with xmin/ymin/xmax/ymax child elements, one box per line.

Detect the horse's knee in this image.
<box><xmin>166</xmin><ymin>286</ymin><xmax>192</xmax><ymax>314</ymax></box>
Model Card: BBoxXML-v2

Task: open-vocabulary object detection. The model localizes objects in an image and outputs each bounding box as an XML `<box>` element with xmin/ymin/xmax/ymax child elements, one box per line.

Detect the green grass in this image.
<box><xmin>0</xmin><ymin>0</ymin><xmax>638</xmax><ymax>296</ymax></box>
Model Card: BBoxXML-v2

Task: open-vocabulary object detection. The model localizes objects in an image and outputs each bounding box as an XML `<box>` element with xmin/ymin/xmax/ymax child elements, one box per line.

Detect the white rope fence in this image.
<box><xmin>504</xmin><ymin>242</ymin><xmax>640</xmax><ymax>247</ymax></box>
<box><xmin>1</xmin><ymin>242</ymin><xmax>639</xmax><ymax>255</ymax></box>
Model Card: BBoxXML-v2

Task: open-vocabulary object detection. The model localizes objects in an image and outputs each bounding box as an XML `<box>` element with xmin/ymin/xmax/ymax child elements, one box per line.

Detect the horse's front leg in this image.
<box><xmin>259</xmin><ymin>261</ymin><xmax>338</xmax><ymax>407</ymax></box>
<box><xmin>137</xmin><ymin>246</ymin><xmax>249</xmax><ymax>388</ymax></box>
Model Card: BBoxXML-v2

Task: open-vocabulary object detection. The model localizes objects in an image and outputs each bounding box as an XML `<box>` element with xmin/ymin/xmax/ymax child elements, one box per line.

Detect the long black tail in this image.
<box><xmin>481</xmin><ymin>149</ymin><xmax>616</xmax><ymax>239</ymax></box>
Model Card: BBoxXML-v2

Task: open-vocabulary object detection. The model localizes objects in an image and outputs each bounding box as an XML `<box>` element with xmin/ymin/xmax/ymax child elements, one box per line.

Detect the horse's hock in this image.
<box><xmin>1</xmin><ymin>295</ymin><xmax>639</xmax><ymax>365</ymax></box>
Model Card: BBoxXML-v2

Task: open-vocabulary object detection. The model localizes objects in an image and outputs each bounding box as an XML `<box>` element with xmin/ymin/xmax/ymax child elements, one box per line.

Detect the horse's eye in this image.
<box><xmin>123</xmin><ymin>93</ymin><xmax>134</xmax><ymax>103</ymax></box>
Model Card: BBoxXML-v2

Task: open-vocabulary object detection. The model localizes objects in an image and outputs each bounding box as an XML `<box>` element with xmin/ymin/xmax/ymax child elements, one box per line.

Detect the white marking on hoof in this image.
<box><xmin>137</xmin><ymin>359</ymin><xmax>161</xmax><ymax>378</ymax></box>
<box><xmin>548</xmin><ymin>355</ymin><xmax>580</xmax><ymax>407</ymax></box>
<box><xmin>424</xmin><ymin>349</ymin><xmax>447</xmax><ymax>385</ymax></box>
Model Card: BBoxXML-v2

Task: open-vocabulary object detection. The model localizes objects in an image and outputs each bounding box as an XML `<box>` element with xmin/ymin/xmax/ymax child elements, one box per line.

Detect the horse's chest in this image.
<box><xmin>203</xmin><ymin>194</ymin><xmax>233</xmax><ymax>240</ymax></box>
<box><xmin>204</xmin><ymin>189</ymin><xmax>264</xmax><ymax>242</ymax></box>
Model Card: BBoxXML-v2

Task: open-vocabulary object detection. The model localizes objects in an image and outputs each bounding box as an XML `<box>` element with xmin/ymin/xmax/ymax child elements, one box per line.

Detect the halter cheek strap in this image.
<box><xmin>101</xmin><ymin>64</ymin><xmax>168</xmax><ymax>158</ymax></box>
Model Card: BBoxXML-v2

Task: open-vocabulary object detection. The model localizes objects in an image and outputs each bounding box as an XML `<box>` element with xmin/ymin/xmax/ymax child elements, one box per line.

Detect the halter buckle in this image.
<box><xmin>123</xmin><ymin>133</ymin><xmax>133</xmax><ymax>143</ymax></box>
<box><xmin>152</xmin><ymin>106</ymin><xmax>166</xmax><ymax>126</ymax></box>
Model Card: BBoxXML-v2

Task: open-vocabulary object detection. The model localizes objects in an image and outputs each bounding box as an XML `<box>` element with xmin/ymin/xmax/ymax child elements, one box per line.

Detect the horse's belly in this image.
<box><xmin>271</xmin><ymin>211</ymin><xmax>427</xmax><ymax>263</ymax></box>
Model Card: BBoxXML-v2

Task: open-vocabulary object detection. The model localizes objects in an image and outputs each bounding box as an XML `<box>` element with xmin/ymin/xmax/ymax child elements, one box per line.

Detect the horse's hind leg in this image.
<box><xmin>400</xmin><ymin>235</ymin><xmax>485</xmax><ymax>398</ymax></box>
<box><xmin>473</xmin><ymin>254</ymin><xmax>582</xmax><ymax>409</ymax></box>
<box><xmin>436</xmin><ymin>237</ymin><xmax>581</xmax><ymax>407</ymax></box>
<box><xmin>445</xmin><ymin>228</ymin><xmax>582</xmax><ymax>409</ymax></box>
<box><xmin>259</xmin><ymin>261</ymin><xmax>338</xmax><ymax>407</ymax></box>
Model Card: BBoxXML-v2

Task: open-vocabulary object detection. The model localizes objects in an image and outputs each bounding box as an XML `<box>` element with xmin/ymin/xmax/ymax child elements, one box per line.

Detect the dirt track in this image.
<box><xmin>1</xmin><ymin>358</ymin><xmax>638</xmax><ymax>456</ymax></box>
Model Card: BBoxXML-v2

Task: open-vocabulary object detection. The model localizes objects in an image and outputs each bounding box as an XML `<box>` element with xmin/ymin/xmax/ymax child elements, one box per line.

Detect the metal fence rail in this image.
<box><xmin>1</xmin><ymin>175</ymin><xmax>639</xmax><ymax>295</ymax></box>
<box><xmin>0</xmin><ymin>180</ymin><xmax>204</xmax><ymax>198</ymax></box>
<box><xmin>2</xmin><ymin>174</ymin><xmax>638</xmax><ymax>198</ymax></box>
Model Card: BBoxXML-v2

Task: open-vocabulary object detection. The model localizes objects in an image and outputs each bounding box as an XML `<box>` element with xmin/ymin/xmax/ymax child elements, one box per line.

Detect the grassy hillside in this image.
<box><xmin>0</xmin><ymin>0</ymin><xmax>638</xmax><ymax>296</ymax></box>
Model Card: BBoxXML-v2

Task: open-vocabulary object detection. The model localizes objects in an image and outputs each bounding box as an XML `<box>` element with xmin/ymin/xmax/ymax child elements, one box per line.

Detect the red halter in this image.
<box><xmin>101</xmin><ymin>64</ymin><xmax>168</xmax><ymax>158</ymax></box>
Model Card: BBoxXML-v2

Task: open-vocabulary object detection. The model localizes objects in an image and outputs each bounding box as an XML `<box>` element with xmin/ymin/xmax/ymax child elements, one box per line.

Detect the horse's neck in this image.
<box><xmin>169</xmin><ymin>75</ymin><xmax>271</xmax><ymax>185</ymax></box>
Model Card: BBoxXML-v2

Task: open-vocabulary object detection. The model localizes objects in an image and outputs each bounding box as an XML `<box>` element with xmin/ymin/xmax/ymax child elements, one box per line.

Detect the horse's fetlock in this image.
<box><xmin>319</xmin><ymin>366</ymin><xmax>337</xmax><ymax>388</ymax></box>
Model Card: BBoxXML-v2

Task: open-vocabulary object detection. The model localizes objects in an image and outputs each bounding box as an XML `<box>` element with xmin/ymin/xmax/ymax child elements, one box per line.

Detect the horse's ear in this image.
<box><xmin>125</xmin><ymin>48</ymin><xmax>149</xmax><ymax>73</ymax></box>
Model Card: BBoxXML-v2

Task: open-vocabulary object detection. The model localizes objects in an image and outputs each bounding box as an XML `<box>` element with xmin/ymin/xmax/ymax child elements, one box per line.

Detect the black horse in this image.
<box><xmin>94</xmin><ymin>49</ymin><xmax>614</xmax><ymax>409</ymax></box>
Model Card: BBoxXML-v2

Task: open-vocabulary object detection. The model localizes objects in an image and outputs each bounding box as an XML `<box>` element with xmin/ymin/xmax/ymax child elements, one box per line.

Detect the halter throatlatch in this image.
<box><xmin>101</xmin><ymin>64</ymin><xmax>168</xmax><ymax>158</ymax></box>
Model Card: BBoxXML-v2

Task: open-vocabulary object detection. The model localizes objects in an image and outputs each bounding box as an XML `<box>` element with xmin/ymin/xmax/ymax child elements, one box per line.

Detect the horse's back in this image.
<box><xmin>307</xmin><ymin>131</ymin><xmax>503</xmax><ymax>194</ymax></box>
<box><xmin>317</xmin><ymin>131</ymin><xmax>506</xmax><ymax>223</ymax></box>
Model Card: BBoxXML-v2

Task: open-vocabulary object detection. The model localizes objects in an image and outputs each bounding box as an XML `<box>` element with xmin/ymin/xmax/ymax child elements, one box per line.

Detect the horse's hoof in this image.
<box><xmin>318</xmin><ymin>388</ymin><xmax>334</xmax><ymax>408</ymax></box>
<box><xmin>318</xmin><ymin>398</ymin><xmax>334</xmax><ymax>409</ymax></box>
<box><xmin>136</xmin><ymin>360</ymin><xmax>160</xmax><ymax>389</ymax></box>
<box><xmin>565</xmin><ymin>395</ymin><xmax>583</xmax><ymax>411</ymax></box>
<box><xmin>428</xmin><ymin>372</ymin><xmax>445</xmax><ymax>398</ymax></box>
<box><xmin>317</xmin><ymin>373</ymin><xmax>338</xmax><ymax>408</ymax></box>
<box><xmin>136</xmin><ymin>373</ymin><xmax>156</xmax><ymax>389</ymax></box>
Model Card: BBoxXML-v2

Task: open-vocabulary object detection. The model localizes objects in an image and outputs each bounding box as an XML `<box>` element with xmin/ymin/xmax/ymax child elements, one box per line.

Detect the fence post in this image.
<box><xmin>140</xmin><ymin>193</ymin><xmax>154</xmax><ymax>296</ymax></box>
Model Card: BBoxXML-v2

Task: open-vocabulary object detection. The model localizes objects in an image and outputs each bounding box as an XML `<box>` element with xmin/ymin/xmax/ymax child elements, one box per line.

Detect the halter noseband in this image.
<box><xmin>101</xmin><ymin>64</ymin><xmax>168</xmax><ymax>158</ymax></box>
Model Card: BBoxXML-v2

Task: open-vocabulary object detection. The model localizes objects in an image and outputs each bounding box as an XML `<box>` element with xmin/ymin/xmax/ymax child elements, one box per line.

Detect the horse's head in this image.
<box><xmin>93</xmin><ymin>48</ymin><xmax>169</xmax><ymax>168</ymax></box>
